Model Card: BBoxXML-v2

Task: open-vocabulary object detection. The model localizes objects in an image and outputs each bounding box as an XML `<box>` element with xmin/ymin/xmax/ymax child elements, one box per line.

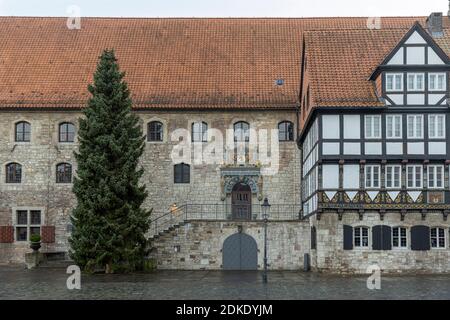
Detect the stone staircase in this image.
<box><xmin>149</xmin><ymin>220</ymin><xmax>187</xmax><ymax>242</ymax></box>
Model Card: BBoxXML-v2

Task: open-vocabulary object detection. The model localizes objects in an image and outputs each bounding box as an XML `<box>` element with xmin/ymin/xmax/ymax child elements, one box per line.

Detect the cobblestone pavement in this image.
<box><xmin>0</xmin><ymin>266</ymin><xmax>449</xmax><ymax>300</ymax></box>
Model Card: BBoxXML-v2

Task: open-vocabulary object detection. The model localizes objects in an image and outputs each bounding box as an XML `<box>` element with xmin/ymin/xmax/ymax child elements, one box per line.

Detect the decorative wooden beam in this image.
<box><xmin>338</xmin><ymin>209</ymin><xmax>344</xmax><ymax>221</ymax></box>
<box><xmin>316</xmin><ymin>210</ymin><xmax>322</xmax><ymax>221</ymax></box>
<box><xmin>358</xmin><ymin>210</ymin><xmax>364</xmax><ymax>221</ymax></box>
<box><xmin>400</xmin><ymin>210</ymin><xmax>407</xmax><ymax>221</ymax></box>
<box><xmin>379</xmin><ymin>210</ymin><xmax>386</xmax><ymax>221</ymax></box>
<box><xmin>421</xmin><ymin>209</ymin><xmax>428</xmax><ymax>221</ymax></box>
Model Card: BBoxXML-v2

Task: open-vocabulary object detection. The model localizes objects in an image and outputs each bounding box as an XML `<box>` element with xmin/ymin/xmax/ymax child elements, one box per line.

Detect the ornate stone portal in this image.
<box><xmin>220</xmin><ymin>167</ymin><xmax>263</xmax><ymax>201</ymax></box>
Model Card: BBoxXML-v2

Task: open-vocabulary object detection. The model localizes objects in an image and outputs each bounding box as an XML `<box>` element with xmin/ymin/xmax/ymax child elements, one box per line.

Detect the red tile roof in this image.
<box><xmin>303</xmin><ymin>24</ymin><xmax>450</xmax><ymax>109</ymax></box>
<box><xmin>0</xmin><ymin>16</ymin><xmax>427</xmax><ymax>110</ymax></box>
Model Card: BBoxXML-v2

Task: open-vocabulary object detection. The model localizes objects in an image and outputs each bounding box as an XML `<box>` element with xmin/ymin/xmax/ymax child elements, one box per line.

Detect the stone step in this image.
<box><xmin>39</xmin><ymin>260</ymin><xmax>74</xmax><ymax>268</ymax></box>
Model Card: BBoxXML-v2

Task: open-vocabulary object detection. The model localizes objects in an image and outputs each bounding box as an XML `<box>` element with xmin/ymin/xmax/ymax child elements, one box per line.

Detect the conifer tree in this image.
<box><xmin>69</xmin><ymin>49</ymin><xmax>151</xmax><ymax>273</ymax></box>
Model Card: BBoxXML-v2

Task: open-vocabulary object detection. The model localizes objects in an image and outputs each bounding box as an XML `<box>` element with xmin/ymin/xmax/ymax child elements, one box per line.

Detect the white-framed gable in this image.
<box><xmin>382</xmin><ymin>23</ymin><xmax>448</xmax><ymax>66</ymax></box>
<box><xmin>387</xmin><ymin>48</ymin><xmax>404</xmax><ymax>65</ymax></box>
<box><xmin>404</xmin><ymin>30</ymin><xmax>427</xmax><ymax>44</ymax></box>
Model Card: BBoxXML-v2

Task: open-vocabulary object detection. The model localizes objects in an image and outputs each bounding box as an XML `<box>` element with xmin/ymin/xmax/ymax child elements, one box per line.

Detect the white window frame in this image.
<box><xmin>430</xmin><ymin>227</ymin><xmax>446</xmax><ymax>249</ymax></box>
<box><xmin>365</xmin><ymin>115</ymin><xmax>382</xmax><ymax>139</ymax></box>
<box><xmin>13</xmin><ymin>208</ymin><xmax>44</xmax><ymax>242</ymax></box>
<box><xmin>385</xmin><ymin>165</ymin><xmax>402</xmax><ymax>189</ymax></box>
<box><xmin>406</xmin><ymin>165</ymin><xmax>423</xmax><ymax>189</ymax></box>
<box><xmin>428</xmin><ymin>114</ymin><xmax>446</xmax><ymax>139</ymax></box>
<box><xmin>392</xmin><ymin>227</ymin><xmax>408</xmax><ymax>249</ymax></box>
<box><xmin>407</xmin><ymin>73</ymin><xmax>425</xmax><ymax>91</ymax></box>
<box><xmin>428</xmin><ymin>73</ymin><xmax>447</xmax><ymax>91</ymax></box>
<box><xmin>407</xmin><ymin>115</ymin><xmax>423</xmax><ymax>139</ymax></box>
<box><xmin>386</xmin><ymin>73</ymin><xmax>403</xmax><ymax>92</ymax></box>
<box><xmin>428</xmin><ymin>165</ymin><xmax>444</xmax><ymax>189</ymax></box>
<box><xmin>386</xmin><ymin>115</ymin><xmax>402</xmax><ymax>139</ymax></box>
<box><xmin>354</xmin><ymin>226</ymin><xmax>370</xmax><ymax>248</ymax></box>
<box><xmin>365</xmin><ymin>165</ymin><xmax>381</xmax><ymax>189</ymax></box>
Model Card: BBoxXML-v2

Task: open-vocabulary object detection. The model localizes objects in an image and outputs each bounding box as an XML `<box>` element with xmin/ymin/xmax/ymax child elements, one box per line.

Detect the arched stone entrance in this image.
<box><xmin>222</xmin><ymin>233</ymin><xmax>258</xmax><ymax>270</ymax></box>
<box><xmin>231</xmin><ymin>183</ymin><xmax>252</xmax><ymax>220</ymax></box>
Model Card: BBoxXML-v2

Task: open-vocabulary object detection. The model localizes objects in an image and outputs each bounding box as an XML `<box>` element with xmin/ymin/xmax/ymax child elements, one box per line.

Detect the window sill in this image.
<box><xmin>146</xmin><ymin>141</ymin><xmax>165</xmax><ymax>144</ymax></box>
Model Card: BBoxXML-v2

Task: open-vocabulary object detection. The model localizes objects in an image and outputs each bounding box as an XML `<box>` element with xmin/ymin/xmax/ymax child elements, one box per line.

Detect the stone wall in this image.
<box><xmin>0</xmin><ymin>109</ymin><xmax>300</xmax><ymax>263</ymax></box>
<box><xmin>138</xmin><ymin>110</ymin><xmax>301</xmax><ymax>217</ymax></box>
<box><xmin>150</xmin><ymin>220</ymin><xmax>310</xmax><ymax>270</ymax></box>
<box><xmin>311</xmin><ymin>211</ymin><xmax>450</xmax><ymax>274</ymax></box>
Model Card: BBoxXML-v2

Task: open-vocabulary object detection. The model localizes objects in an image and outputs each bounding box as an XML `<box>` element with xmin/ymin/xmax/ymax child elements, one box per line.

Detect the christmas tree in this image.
<box><xmin>69</xmin><ymin>49</ymin><xmax>151</xmax><ymax>273</ymax></box>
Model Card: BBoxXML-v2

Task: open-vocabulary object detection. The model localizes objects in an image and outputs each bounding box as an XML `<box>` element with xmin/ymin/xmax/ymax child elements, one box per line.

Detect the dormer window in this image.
<box><xmin>386</xmin><ymin>73</ymin><xmax>403</xmax><ymax>92</ymax></box>
<box><xmin>428</xmin><ymin>73</ymin><xmax>446</xmax><ymax>91</ymax></box>
<box><xmin>407</xmin><ymin>73</ymin><xmax>424</xmax><ymax>91</ymax></box>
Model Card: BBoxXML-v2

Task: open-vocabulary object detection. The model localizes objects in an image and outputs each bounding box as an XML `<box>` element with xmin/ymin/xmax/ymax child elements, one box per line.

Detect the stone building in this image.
<box><xmin>0</xmin><ymin>14</ymin><xmax>449</xmax><ymax>273</ymax></box>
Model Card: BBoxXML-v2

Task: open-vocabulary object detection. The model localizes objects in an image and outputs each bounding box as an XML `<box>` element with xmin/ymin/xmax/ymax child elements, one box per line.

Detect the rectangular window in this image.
<box><xmin>428</xmin><ymin>165</ymin><xmax>444</xmax><ymax>189</ymax></box>
<box><xmin>392</xmin><ymin>227</ymin><xmax>408</xmax><ymax>248</ymax></box>
<box><xmin>385</xmin><ymin>165</ymin><xmax>401</xmax><ymax>189</ymax></box>
<box><xmin>407</xmin><ymin>165</ymin><xmax>423</xmax><ymax>189</ymax></box>
<box><xmin>431</xmin><ymin>227</ymin><xmax>446</xmax><ymax>249</ymax></box>
<box><xmin>407</xmin><ymin>73</ymin><xmax>425</xmax><ymax>91</ymax></box>
<box><xmin>386</xmin><ymin>73</ymin><xmax>403</xmax><ymax>92</ymax></box>
<box><xmin>429</xmin><ymin>73</ymin><xmax>446</xmax><ymax>91</ymax></box>
<box><xmin>386</xmin><ymin>115</ymin><xmax>402</xmax><ymax>139</ymax></box>
<box><xmin>365</xmin><ymin>115</ymin><xmax>381</xmax><ymax>139</ymax></box>
<box><xmin>14</xmin><ymin>209</ymin><xmax>41</xmax><ymax>242</ymax></box>
<box><xmin>354</xmin><ymin>227</ymin><xmax>369</xmax><ymax>248</ymax></box>
<box><xmin>365</xmin><ymin>165</ymin><xmax>380</xmax><ymax>188</ymax></box>
<box><xmin>428</xmin><ymin>114</ymin><xmax>446</xmax><ymax>139</ymax></box>
<box><xmin>407</xmin><ymin>115</ymin><xmax>423</xmax><ymax>139</ymax></box>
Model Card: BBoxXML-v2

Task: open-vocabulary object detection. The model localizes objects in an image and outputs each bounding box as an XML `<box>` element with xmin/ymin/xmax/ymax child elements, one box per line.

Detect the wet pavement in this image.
<box><xmin>0</xmin><ymin>266</ymin><xmax>449</xmax><ymax>300</ymax></box>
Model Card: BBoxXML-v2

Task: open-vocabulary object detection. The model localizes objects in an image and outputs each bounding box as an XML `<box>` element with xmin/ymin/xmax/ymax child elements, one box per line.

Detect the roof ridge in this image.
<box><xmin>0</xmin><ymin>15</ymin><xmax>427</xmax><ymax>20</ymax></box>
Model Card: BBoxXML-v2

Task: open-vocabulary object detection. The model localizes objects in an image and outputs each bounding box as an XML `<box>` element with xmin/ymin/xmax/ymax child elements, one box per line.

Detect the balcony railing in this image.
<box><xmin>149</xmin><ymin>203</ymin><xmax>302</xmax><ymax>238</ymax></box>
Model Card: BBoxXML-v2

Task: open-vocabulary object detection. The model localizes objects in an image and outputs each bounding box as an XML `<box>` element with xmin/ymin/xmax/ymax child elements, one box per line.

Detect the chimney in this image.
<box><xmin>427</xmin><ymin>12</ymin><xmax>443</xmax><ymax>37</ymax></box>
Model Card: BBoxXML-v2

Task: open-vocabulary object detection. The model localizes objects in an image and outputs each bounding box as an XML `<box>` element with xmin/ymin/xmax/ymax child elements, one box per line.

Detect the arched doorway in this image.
<box><xmin>231</xmin><ymin>183</ymin><xmax>252</xmax><ymax>220</ymax></box>
<box><xmin>222</xmin><ymin>233</ymin><xmax>258</xmax><ymax>270</ymax></box>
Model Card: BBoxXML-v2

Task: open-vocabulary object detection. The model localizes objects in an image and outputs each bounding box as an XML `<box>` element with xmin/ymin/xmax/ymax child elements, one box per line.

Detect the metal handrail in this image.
<box><xmin>149</xmin><ymin>203</ymin><xmax>302</xmax><ymax>238</ymax></box>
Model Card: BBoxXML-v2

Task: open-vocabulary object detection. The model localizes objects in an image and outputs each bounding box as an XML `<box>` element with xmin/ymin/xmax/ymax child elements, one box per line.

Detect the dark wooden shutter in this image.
<box><xmin>411</xmin><ymin>225</ymin><xmax>430</xmax><ymax>251</ymax></box>
<box><xmin>41</xmin><ymin>226</ymin><xmax>55</xmax><ymax>243</ymax></box>
<box><xmin>372</xmin><ymin>225</ymin><xmax>382</xmax><ymax>250</ymax></box>
<box><xmin>182</xmin><ymin>164</ymin><xmax>190</xmax><ymax>183</ymax></box>
<box><xmin>174</xmin><ymin>164</ymin><xmax>182</xmax><ymax>183</ymax></box>
<box><xmin>373</xmin><ymin>225</ymin><xmax>392</xmax><ymax>250</ymax></box>
<box><xmin>0</xmin><ymin>226</ymin><xmax>14</xmax><ymax>243</ymax></box>
<box><xmin>382</xmin><ymin>225</ymin><xmax>392</xmax><ymax>250</ymax></box>
<box><xmin>343</xmin><ymin>225</ymin><xmax>353</xmax><ymax>250</ymax></box>
<box><xmin>311</xmin><ymin>226</ymin><xmax>317</xmax><ymax>250</ymax></box>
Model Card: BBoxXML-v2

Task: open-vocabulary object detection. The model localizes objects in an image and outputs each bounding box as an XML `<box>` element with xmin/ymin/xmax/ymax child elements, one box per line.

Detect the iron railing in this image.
<box><xmin>149</xmin><ymin>203</ymin><xmax>302</xmax><ymax>238</ymax></box>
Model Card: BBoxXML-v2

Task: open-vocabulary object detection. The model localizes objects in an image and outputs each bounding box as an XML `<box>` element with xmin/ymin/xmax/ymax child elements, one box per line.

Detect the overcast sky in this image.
<box><xmin>0</xmin><ymin>0</ymin><xmax>447</xmax><ymax>17</ymax></box>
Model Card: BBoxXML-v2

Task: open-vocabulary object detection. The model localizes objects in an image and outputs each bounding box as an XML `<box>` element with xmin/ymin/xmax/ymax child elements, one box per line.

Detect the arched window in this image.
<box><xmin>15</xmin><ymin>121</ymin><xmax>31</xmax><ymax>142</ymax></box>
<box><xmin>6</xmin><ymin>163</ymin><xmax>22</xmax><ymax>183</ymax></box>
<box><xmin>148</xmin><ymin>121</ymin><xmax>163</xmax><ymax>142</ymax></box>
<box><xmin>59</xmin><ymin>122</ymin><xmax>75</xmax><ymax>143</ymax></box>
<box><xmin>354</xmin><ymin>226</ymin><xmax>369</xmax><ymax>248</ymax></box>
<box><xmin>233</xmin><ymin>121</ymin><xmax>250</xmax><ymax>142</ymax></box>
<box><xmin>56</xmin><ymin>163</ymin><xmax>72</xmax><ymax>183</ymax></box>
<box><xmin>192</xmin><ymin>122</ymin><xmax>208</xmax><ymax>142</ymax></box>
<box><xmin>174</xmin><ymin>163</ymin><xmax>190</xmax><ymax>184</ymax></box>
<box><xmin>278</xmin><ymin>121</ymin><xmax>294</xmax><ymax>141</ymax></box>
